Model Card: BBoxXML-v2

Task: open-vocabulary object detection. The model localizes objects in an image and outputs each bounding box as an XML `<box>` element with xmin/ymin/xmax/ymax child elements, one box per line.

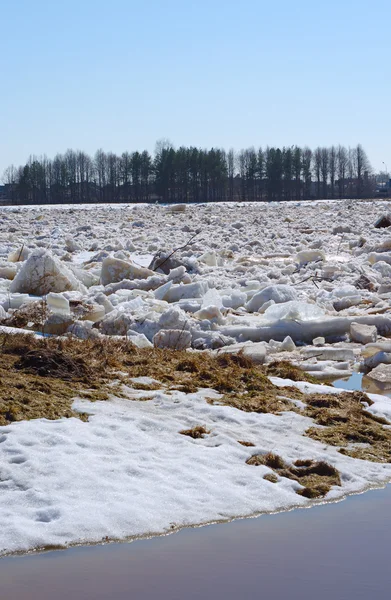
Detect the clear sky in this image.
<box><xmin>1</xmin><ymin>0</ymin><xmax>390</xmax><ymax>178</ymax></box>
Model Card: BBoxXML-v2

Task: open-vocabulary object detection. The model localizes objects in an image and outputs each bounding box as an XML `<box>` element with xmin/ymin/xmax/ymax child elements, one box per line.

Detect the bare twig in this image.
<box><xmin>16</xmin><ymin>244</ymin><xmax>25</xmax><ymax>262</ymax></box>
<box><xmin>152</xmin><ymin>232</ymin><xmax>200</xmax><ymax>272</ymax></box>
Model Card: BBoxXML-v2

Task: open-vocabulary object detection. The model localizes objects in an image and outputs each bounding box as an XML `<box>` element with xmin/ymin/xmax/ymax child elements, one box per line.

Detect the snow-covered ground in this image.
<box><xmin>1</xmin><ymin>379</ymin><xmax>391</xmax><ymax>557</ymax></box>
<box><xmin>2</xmin><ymin>199</ymin><xmax>391</xmax><ymax>556</ymax></box>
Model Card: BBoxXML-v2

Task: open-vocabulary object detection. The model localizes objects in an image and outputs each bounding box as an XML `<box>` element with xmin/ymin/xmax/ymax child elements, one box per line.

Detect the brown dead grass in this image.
<box><xmin>2</xmin><ymin>333</ymin><xmax>390</xmax><ymax>467</ymax></box>
<box><xmin>238</xmin><ymin>440</ymin><xmax>255</xmax><ymax>447</ymax></box>
<box><xmin>0</xmin><ymin>334</ymin><xmax>292</xmax><ymax>425</ymax></box>
<box><xmin>246</xmin><ymin>452</ymin><xmax>341</xmax><ymax>498</ymax></box>
<box><xmin>0</xmin><ymin>333</ymin><xmax>128</xmax><ymax>425</ymax></box>
<box><xmin>303</xmin><ymin>390</ymin><xmax>391</xmax><ymax>463</ymax></box>
<box><xmin>265</xmin><ymin>361</ymin><xmax>317</xmax><ymax>383</ymax></box>
<box><xmin>1</xmin><ymin>301</ymin><xmax>48</xmax><ymax>331</ymax></box>
<box><xmin>179</xmin><ymin>425</ymin><xmax>210</xmax><ymax>439</ymax></box>
<box><xmin>247</xmin><ymin>451</ymin><xmax>286</xmax><ymax>469</ymax></box>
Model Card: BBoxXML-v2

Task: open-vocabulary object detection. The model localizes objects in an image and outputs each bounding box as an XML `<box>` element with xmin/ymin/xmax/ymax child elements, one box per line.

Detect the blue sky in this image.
<box><xmin>1</xmin><ymin>0</ymin><xmax>390</xmax><ymax>177</ymax></box>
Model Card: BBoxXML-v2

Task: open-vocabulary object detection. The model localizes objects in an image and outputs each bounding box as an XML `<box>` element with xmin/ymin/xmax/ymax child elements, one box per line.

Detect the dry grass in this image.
<box><xmin>0</xmin><ymin>333</ymin><xmax>128</xmax><ymax>425</ymax></box>
<box><xmin>1</xmin><ymin>301</ymin><xmax>48</xmax><ymax>331</ymax></box>
<box><xmin>1</xmin><ymin>333</ymin><xmax>390</xmax><ymax>468</ymax></box>
<box><xmin>238</xmin><ymin>440</ymin><xmax>255</xmax><ymax>447</ymax></box>
<box><xmin>303</xmin><ymin>390</ymin><xmax>391</xmax><ymax>463</ymax></box>
<box><xmin>246</xmin><ymin>452</ymin><xmax>341</xmax><ymax>498</ymax></box>
<box><xmin>179</xmin><ymin>425</ymin><xmax>210</xmax><ymax>439</ymax></box>
<box><xmin>247</xmin><ymin>451</ymin><xmax>286</xmax><ymax>469</ymax></box>
<box><xmin>0</xmin><ymin>334</ymin><xmax>295</xmax><ymax>425</ymax></box>
<box><xmin>265</xmin><ymin>361</ymin><xmax>317</xmax><ymax>383</ymax></box>
<box><xmin>0</xmin><ymin>335</ymin><xmax>306</xmax><ymax>426</ymax></box>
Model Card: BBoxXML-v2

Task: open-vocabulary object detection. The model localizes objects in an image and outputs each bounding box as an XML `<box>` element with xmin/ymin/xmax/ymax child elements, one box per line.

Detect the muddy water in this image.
<box><xmin>1</xmin><ymin>485</ymin><xmax>391</xmax><ymax>600</ymax></box>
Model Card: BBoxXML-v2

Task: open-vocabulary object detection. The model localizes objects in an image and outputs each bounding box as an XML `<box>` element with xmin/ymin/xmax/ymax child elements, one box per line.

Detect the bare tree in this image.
<box><xmin>347</xmin><ymin>147</ymin><xmax>356</xmax><ymax>197</ymax></box>
<box><xmin>320</xmin><ymin>147</ymin><xmax>329</xmax><ymax>198</ymax></box>
<box><xmin>227</xmin><ymin>148</ymin><xmax>235</xmax><ymax>201</ymax></box>
<box><xmin>302</xmin><ymin>147</ymin><xmax>312</xmax><ymax>199</ymax></box>
<box><xmin>313</xmin><ymin>147</ymin><xmax>322</xmax><ymax>198</ymax></box>
<box><xmin>329</xmin><ymin>146</ymin><xmax>336</xmax><ymax>199</ymax></box>
<box><xmin>337</xmin><ymin>145</ymin><xmax>348</xmax><ymax>198</ymax></box>
<box><xmin>354</xmin><ymin>144</ymin><xmax>371</xmax><ymax>198</ymax></box>
<box><xmin>94</xmin><ymin>149</ymin><xmax>107</xmax><ymax>202</ymax></box>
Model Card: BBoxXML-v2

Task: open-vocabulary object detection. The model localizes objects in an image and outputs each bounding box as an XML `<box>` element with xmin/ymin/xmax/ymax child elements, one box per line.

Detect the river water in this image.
<box><xmin>1</xmin><ymin>484</ymin><xmax>391</xmax><ymax>600</ymax></box>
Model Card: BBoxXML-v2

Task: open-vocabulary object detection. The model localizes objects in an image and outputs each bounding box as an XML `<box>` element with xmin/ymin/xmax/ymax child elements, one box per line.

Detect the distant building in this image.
<box><xmin>0</xmin><ymin>184</ymin><xmax>15</xmax><ymax>204</ymax></box>
<box><xmin>376</xmin><ymin>179</ymin><xmax>391</xmax><ymax>197</ymax></box>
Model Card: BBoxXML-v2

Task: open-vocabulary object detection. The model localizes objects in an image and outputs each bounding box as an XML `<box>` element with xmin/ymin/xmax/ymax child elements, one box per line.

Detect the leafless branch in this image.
<box><xmin>152</xmin><ymin>232</ymin><xmax>200</xmax><ymax>272</ymax></box>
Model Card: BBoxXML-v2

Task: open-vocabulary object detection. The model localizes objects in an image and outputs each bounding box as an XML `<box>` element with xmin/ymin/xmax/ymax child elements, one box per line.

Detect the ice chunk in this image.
<box><xmin>46</xmin><ymin>292</ymin><xmax>70</xmax><ymax>315</ymax></box>
<box><xmin>65</xmin><ymin>237</ymin><xmax>81</xmax><ymax>253</ymax></box>
<box><xmin>80</xmin><ymin>303</ymin><xmax>105</xmax><ymax>323</ymax></box>
<box><xmin>154</xmin><ymin>281</ymin><xmax>172</xmax><ymax>301</ymax></box>
<box><xmin>218</xmin><ymin>341</ymin><xmax>267</xmax><ymax>364</ymax></box>
<box><xmin>69</xmin><ymin>265</ymin><xmax>99</xmax><ymax>288</ymax></box>
<box><xmin>280</xmin><ymin>336</ymin><xmax>296</xmax><ymax>352</ymax></box>
<box><xmin>93</xmin><ymin>292</ymin><xmax>114</xmax><ymax>315</ymax></box>
<box><xmin>259</xmin><ymin>299</ymin><xmax>275</xmax><ymax>313</ymax></box>
<box><xmin>44</xmin><ymin>313</ymin><xmax>74</xmax><ymax>335</ymax></box>
<box><xmin>362</xmin><ymin>342</ymin><xmax>391</xmax><ymax>358</ymax></box>
<box><xmin>368</xmin><ymin>252</ymin><xmax>391</xmax><ymax>266</ymax></box>
<box><xmin>372</xmin><ymin>261</ymin><xmax>391</xmax><ymax>278</ymax></box>
<box><xmin>158</xmin><ymin>307</ymin><xmax>190</xmax><ymax>331</ymax></box>
<box><xmin>365</xmin><ymin>363</ymin><xmax>391</xmax><ymax>389</ymax></box>
<box><xmin>263</xmin><ymin>301</ymin><xmax>324</xmax><ymax>322</ymax></box>
<box><xmin>100</xmin><ymin>257</ymin><xmax>155</xmax><ymax>286</ymax></box>
<box><xmin>363</xmin><ymin>351</ymin><xmax>391</xmax><ymax>370</ymax></box>
<box><xmin>302</xmin><ymin>347</ymin><xmax>355</xmax><ymax>362</ymax></box>
<box><xmin>8</xmin><ymin>245</ymin><xmax>29</xmax><ymax>262</ymax></box>
<box><xmin>0</xmin><ymin>262</ymin><xmax>17</xmax><ymax>280</ymax></box>
<box><xmin>68</xmin><ymin>320</ymin><xmax>100</xmax><ymax>340</ymax></box>
<box><xmin>221</xmin><ymin>291</ymin><xmax>247</xmax><ymax>309</ymax></box>
<box><xmin>245</xmin><ymin>285</ymin><xmax>297</xmax><ymax>313</ymax></box>
<box><xmin>127</xmin><ymin>331</ymin><xmax>153</xmax><ymax>349</ymax></box>
<box><xmin>10</xmin><ymin>250</ymin><xmax>86</xmax><ymax>295</ymax></box>
<box><xmin>201</xmin><ymin>288</ymin><xmax>223</xmax><ymax>309</ymax></box>
<box><xmin>296</xmin><ymin>249</ymin><xmax>325</xmax><ymax>265</ymax></box>
<box><xmin>350</xmin><ymin>322</ymin><xmax>377</xmax><ymax>345</ymax></box>
<box><xmin>168</xmin><ymin>204</ymin><xmax>186</xmax><ymax>213</ymax></box>
<box><xmin>167</xmin><ymin>266</ymin><xmax>188</xmax><ymax>282</ymax></box>
<box><xmin>194</xmin><ymin>305</ymin><xmax>225</xmax><ymax>324</ymax></box>
<box><xmin>153</xmin><ymin>329</ymin><xmax>192</xmax><ymax>350</ymax></box>
<box><xmin>199</xmin><ymin>251</ymin><xmax>219</xmax><ymax>267</ymax></box>
<box><xmin>379</xmin><ymin>279</ymin><xmax>391</xmax><ymax>294</ymax></box>
<box><xmin>164</xmin><ymin>281</ymin><xmax>209</xmax><ymax>303</ymax></box>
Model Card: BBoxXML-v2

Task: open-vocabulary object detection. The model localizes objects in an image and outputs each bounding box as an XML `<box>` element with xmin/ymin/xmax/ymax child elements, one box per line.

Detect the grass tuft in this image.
<box><xmin>179</xmin><ymin>425</ymin><xmax>210</xmax><ymax>439</ymax></box>
<box><xmin>265</xmin><ymin>361</ymin><xmax>317</xmax><ymax>383</ymax></box>
<box><xmin>303</xmin><ymin>390</ymin><xmax>391</xmax><ymax>463</ymax></box>
<box><xmin>247</xmin><ymin>452</ymin><xmax>341</xmax><ymax>499</ymax></box>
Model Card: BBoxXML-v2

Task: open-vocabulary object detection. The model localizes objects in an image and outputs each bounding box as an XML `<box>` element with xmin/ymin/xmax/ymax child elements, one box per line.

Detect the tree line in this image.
<box><xmin>1</xmin><ymin>142</ymin><xmax>373</xmax><ymax>205</ymax></box>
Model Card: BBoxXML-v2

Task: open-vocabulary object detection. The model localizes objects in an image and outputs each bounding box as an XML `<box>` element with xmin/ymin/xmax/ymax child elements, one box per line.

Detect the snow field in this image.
<box><xmin>1</xmin><ymin>381</ymin><xmax>391</xmax><ymax>556</ymax></box>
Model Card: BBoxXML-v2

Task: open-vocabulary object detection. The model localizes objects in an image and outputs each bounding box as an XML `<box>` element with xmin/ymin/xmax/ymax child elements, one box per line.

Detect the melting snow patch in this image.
<box><xmin>1</xmin><ymin>384</ymin><xmax>391</xmax><ymax>556</ymax></box>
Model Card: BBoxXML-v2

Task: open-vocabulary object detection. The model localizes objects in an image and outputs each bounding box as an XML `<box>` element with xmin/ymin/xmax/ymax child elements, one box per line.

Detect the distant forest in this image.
<box><xmin>1</xmin><ymin>143</ymin><xmax>374</xmax><ymax>205</ymax></box>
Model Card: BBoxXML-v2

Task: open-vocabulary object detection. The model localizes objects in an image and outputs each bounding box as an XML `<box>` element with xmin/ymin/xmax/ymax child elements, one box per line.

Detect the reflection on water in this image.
<box><xmin>334</xmin><ymin>371</ymin><xmax>391</xmax><ymax>397</ymax></box>
<box><xmin>1</xmin><ymin>485</ymin><xmax>391</xmax><ymax>600</ymax></box>
<box><xmin>334</xmin><ymin>372</ymin><xmax>364</xmax><ymax>392</ymax></box>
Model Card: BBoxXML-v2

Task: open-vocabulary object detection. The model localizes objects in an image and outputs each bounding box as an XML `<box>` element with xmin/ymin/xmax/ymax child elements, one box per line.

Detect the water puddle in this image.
<box><xmin>1</xmin><ymin>484</ymin><xmax>390</xmax><ymax>600</ymax></box>
<box><xmin>334</xmin><ymin>372</ymin><xmax>391</xmax><ymax>397</ymax></box>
